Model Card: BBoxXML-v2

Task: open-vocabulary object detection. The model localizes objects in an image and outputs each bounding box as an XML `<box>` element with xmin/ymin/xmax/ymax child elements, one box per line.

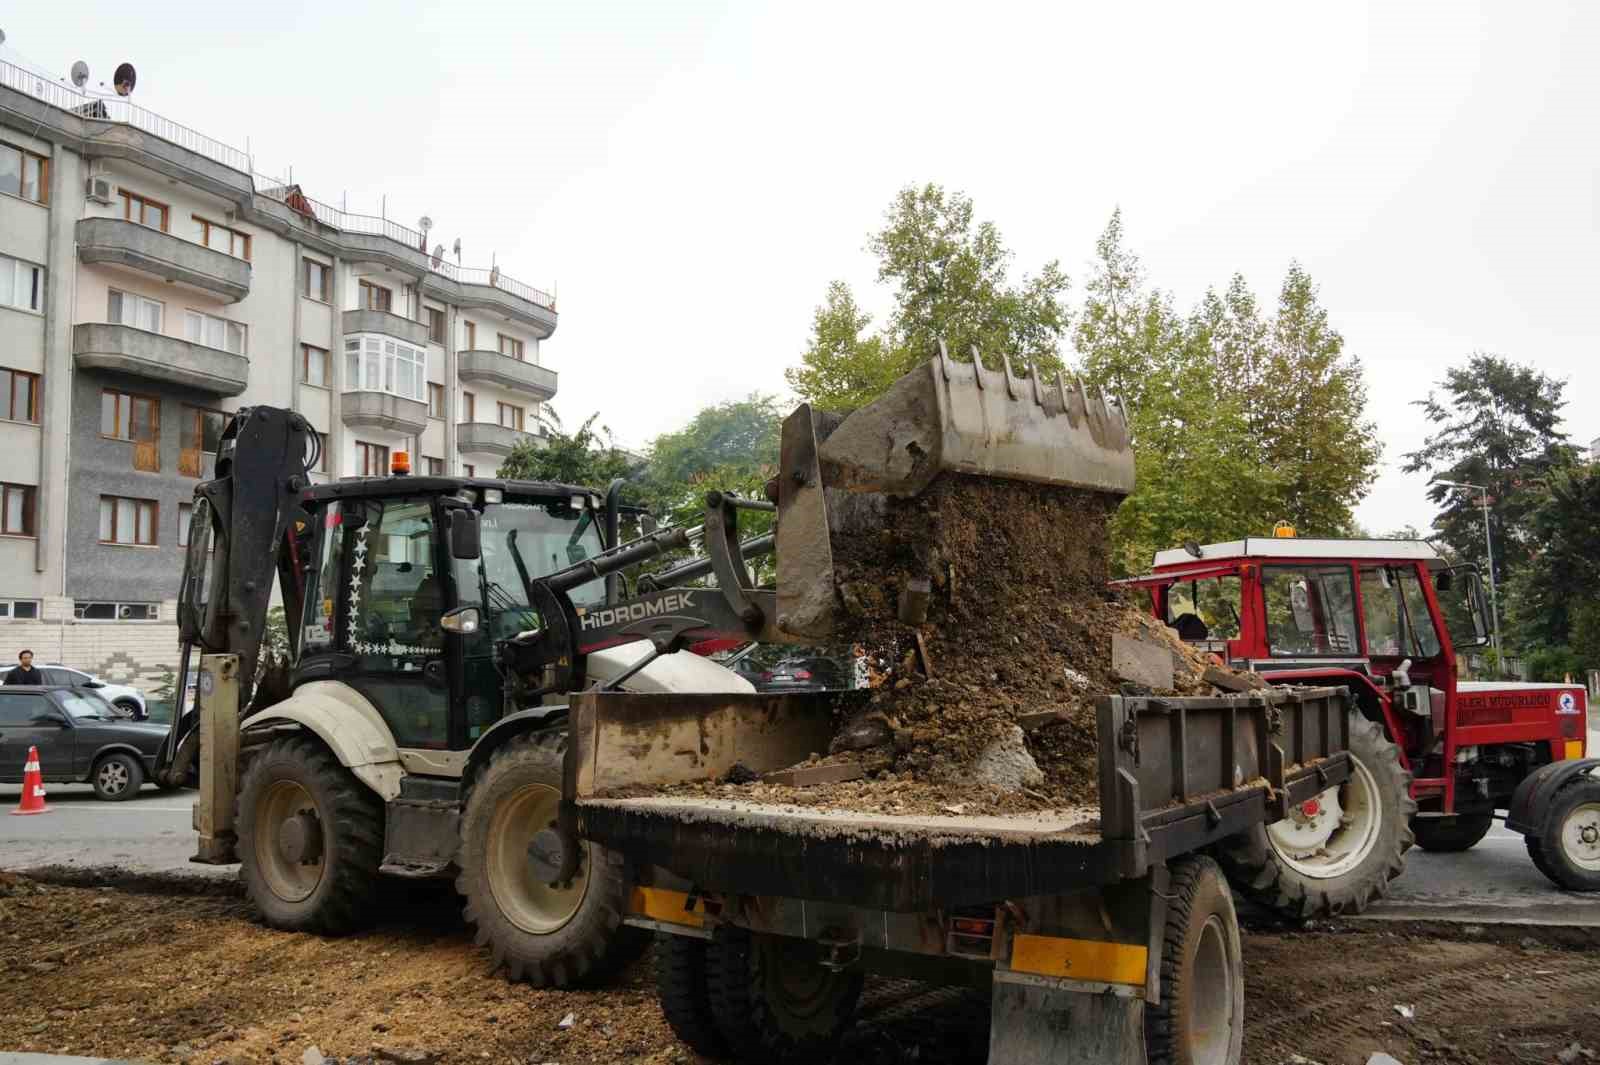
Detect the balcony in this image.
<box><xmin>73</xmin><ymin>322</ymin><xmax>248</xmax><ymax>396</ymax></box>
<box><xmin>457</xmin><ymin>350</ymin><xmax>558</xmax><ymax>401</ymax></box>
<box><xmin>457</xmin><ymin>421</ymin><xmax>538</xmax><ymax>458</ymax></box>
<box><xmin>341</xmin><ymin>308</ymin><xmax>429</xmax><ymax>346</ymax></box>
<box><xmin>76</xmin><ymin>217</ymin><xmax>251</xmax><ymax>303</ymax></box>
<box><xmin>341</xmin><ymin>391</ymin><xmax>428</xmax><ymax>435</ymax></box>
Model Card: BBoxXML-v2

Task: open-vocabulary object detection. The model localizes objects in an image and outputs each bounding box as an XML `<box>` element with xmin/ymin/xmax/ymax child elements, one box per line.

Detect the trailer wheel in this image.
<box><xmin>1526</xmin><ymin>775</ymin><xmax>1600</xmax><ymax>891</ymax></box>
<box><xmin>706</xmin><ymin>926</ymin><xmax>862</xmax><ymax>1063</ymax></box>
<box><xmin>236</xmin><ymin>735</ymin><xmax>382</xmax><ymax>934</ymax></box>
<box><xmin>456</xmin><ymin>730</ymin><xmax>644</xmax><ymax>986</ymax></box>
<box><xmin>1146</xmin><ymin>856</ymin><xmax>1244</xmax><ymax>1065</ymax></box>
<box><xmin>1410</xmin><ymin>812</ymin><xmax>1493</xmax><ymax>853</ymax></box>
<box><xmin>656</xmin><ymin>934</ymin><xmax>727</xmax><ymax>1057</ymax></box>
<box><xmin>1218</xmin><ymin>711</ymin><xmax>1413</xmax><ymax>917</ymax></box>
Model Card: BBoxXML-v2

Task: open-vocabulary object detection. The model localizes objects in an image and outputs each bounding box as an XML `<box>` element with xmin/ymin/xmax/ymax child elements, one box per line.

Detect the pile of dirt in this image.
<box><xmin>658</xmin><ymin>475</ymin><xmax>1248</xmax><ymax>816</ymax></box>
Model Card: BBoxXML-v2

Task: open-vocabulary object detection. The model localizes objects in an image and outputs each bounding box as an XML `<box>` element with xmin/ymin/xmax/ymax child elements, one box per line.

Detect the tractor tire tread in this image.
<box><xmin>705</xmin><ymin>926</ymin><xmax>861</xmax><ymax>1065</ymax></box>
<box><xmin>1525</xmin><ymin>775</ymin><xmax>1600</xmax><ymax>892</ymax></box>
<box><xmin>657</xmin><ymin>935</ymin><xmax>728</xmax><ymax>1058</ymax></box>
<box><xmin>1146</xmin><ymin>855</ymin><xmax>1244</xmax><ymax>1065</ymax></box>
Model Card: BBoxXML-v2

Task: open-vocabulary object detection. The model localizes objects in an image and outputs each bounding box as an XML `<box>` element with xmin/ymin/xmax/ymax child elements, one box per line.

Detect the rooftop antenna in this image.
<box><xmin>452</xmin><ymin>238</ymin><xmax>461</xmax><ymax>265</ymax></box>
<box><xmin>489</xmin><ymin>252</ymin><xmax>499</xmax><ymax>287</ymax></box>
<box><xmin>418</xmin><ymin>216</ymin><xmax>432</xmax><ymax>254</ymax></box>
<box><xmin>70</xmin><ymin>60</ymin><xmax>90</xmax><ymax>88</ymax></box>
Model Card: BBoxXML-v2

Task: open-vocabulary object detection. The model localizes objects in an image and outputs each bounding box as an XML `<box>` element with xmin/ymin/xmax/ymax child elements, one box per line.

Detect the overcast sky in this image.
<box><xmin>6</xmin><ymin>1</ymin><xmax>1596</xmax><ymax>536</ymax></box>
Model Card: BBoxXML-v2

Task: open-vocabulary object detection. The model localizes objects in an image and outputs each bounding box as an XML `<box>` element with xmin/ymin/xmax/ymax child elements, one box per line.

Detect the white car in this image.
<box><xmin>1</xmin><ymin>663</ymin><xmax>148</xmax><ymax>719</ymax></box>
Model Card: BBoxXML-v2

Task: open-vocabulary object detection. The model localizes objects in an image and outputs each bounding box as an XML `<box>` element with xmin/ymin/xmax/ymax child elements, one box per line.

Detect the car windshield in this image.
<box><xmin>454</xmin><ymin>497</ymin><xmax>607</xmax><ymax>646</ymax></box>
<box><xmin>60</xmin><ymin>692</ymin><xmax>116</xmax><ymax>720</ymax></box>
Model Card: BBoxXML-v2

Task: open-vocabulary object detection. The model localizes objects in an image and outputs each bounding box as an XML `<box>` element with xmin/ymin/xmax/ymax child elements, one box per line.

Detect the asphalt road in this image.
<box><xmin>5</xmin><ymin>722</ymin><xmax>1600</xmax><ymax>925</ymax></box>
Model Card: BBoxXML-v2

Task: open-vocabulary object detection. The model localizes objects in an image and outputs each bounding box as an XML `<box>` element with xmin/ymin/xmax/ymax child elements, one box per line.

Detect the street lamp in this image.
<box><xmin>1433</xmin><ymin>479</ymin><xmax>1503</xmax><ymax>667</ymax></box>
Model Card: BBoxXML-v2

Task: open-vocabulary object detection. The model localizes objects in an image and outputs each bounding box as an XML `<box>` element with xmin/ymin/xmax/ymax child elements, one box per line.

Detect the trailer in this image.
<box><xmin>561</xmin><ymin>684</ymin><xmax>1354</xmax><ymax>1065</ymax></box>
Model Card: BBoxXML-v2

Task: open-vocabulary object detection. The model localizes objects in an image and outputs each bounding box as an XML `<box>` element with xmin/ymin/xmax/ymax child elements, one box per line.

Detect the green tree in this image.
<box><xmin>640</xmin><ymin>394</ymin><xmax>784</xmax><ymax>530</ymax></box>
<box><xmin>787</xmin><ymin>184</ymin><xmax>1070</xmax><ymax>411</ymax></box>
<box><xmin>1504</xmin><ymin>465</ymin><xmax>1600</xmax><ymax>672</ymax></box>
<box><xmin>497</xmin><ymin>410</ymin><xmax>639</xmax><ymax>490</ymax></box>
<box><xmin>1402</xmin><ymin>354</ymin><xmax>1579</xmax><ymax>584</ymax></box>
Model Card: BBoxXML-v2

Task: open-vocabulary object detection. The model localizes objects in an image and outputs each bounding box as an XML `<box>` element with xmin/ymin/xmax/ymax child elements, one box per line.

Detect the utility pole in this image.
<box><xmin>1434</xmin><ymin>479</ymin><xmax>1503</xmax><ymax>670</ymax></box>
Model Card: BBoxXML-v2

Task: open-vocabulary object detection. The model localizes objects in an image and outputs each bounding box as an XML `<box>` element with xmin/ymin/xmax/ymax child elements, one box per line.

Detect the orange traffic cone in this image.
<box><xmin>10</xmin><ymin>745</ymin><xmax>49</xmax><ymax>815</ymax></box>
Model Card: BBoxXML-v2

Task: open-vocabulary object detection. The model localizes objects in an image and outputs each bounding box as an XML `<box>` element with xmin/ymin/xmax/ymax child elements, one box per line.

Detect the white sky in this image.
<box><xmin>6</xmin><ymin>1</ymin><xmax>1596</xmax><ymax>535</ymax></box>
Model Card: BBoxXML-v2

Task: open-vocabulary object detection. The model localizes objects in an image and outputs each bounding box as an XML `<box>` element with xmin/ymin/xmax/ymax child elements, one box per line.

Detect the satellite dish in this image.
<box><xmin>489</xmin><ymin>265</ymin><xmax>500</xmax><ymax>286</ymax></box>
<box><xmin>70</xmin><ymin>61</ymin><xmax>90</xmax><ymax>88</ymax></box>
<box><xmin>418</xmin><ymin>216</ymin><xmax>432</xmax><ymax>233</ymax></box>
<box><xmin>112</xmin><ymin>61</ymin><xmax>136</xmax><ymax>95</ymax></box>
<box><xmin>431</xmin><ymin>244</ymin><xmax>444</xmax><ymax>269</ymax></box>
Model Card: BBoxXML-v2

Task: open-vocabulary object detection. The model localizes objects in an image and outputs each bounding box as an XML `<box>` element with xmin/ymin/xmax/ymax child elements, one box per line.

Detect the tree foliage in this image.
<box><xmin>787</xmin><ymin>184</ymin><xmax>1071</xmax><ymax>411</ymax></box>
<box><xmin>496</xmin><ymin>410</ymin><xmax>639</xmax><ymax>489</ymax></box>
<box><xmin>638</xmin><ymin>394</ymin><xmax>784</xmax><ymax>532</ymax></box>
<box><xmin>1401</xmin><ymin>354</ymin><xmax>1578</xmax><ymax>585</ymax></box>
<box><xmin>1504</xmin><ymin>464</ymin><xmax>1600</xmax><ymax>676</ymax></box>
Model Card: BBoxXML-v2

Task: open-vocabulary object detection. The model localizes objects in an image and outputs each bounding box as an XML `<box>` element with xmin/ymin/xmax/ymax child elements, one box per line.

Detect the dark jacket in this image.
<box><xmin>4</xmin><ymin>665</ymin><xmax>43</xmax><ymax>685</ymax></box>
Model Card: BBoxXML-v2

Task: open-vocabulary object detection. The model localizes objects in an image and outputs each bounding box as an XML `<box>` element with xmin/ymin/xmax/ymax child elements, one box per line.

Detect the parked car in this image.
<box><xmin>0</xmin><ymin>664</ymin><xmax>147</xmax><ymax>719</ymax></box>
<box><xmin>752</xmin><ymin>654</ymin><xmax>852</xmax><ymax>693</ymax></box>
<box><xmin>0</xmin><ymin>686</ymin><xmax>170</xmax><ymax>800</ymax></box>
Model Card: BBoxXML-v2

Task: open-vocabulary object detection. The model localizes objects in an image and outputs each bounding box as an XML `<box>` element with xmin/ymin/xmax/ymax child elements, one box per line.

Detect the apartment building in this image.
<box><xmin>0</xmin><ymin>59</ymin><xmax>558</xmax><ymax>687</ymax></box>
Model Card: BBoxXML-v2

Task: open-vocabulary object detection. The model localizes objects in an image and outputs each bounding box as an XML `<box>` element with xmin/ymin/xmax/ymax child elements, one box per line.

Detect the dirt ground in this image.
<box><xmin>4</xmin><ymin>869</ymin><xmax>1598</xmax><ymax>1065</ymax></box>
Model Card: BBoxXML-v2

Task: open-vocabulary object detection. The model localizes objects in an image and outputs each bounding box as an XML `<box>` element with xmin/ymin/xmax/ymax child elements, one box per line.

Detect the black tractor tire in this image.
<box><xmin>1411</xmin><ymin>812</ymin><xmax>1494</xmax><ymax>853</ymax></box>
<box><xmin>656</xmin><ymin>934</ymin><xmax>728</xmax><ymax>1058</ymax></box>
<box><xmin>456</xmin><ymin>731</ymin><xmax>644</xmax><ymax>986</ymax></box>
<box><xmin>1218</xmin><ymin>710</ymin><xmax>1413</xmax><ymax>917</ymax></box>
<box><xmin>1526</xmin><ymin>775</ymin><xmax>1600</xmax><ymax>891</ymax></box>
<box><xmin>91</xmin><ymin>751</ymin><xmax>144</xmax><ymax>801</ymax></box>
<box><xmin>705</xmin><ymin>925</ymin><xmax>863</xmax><ymax>1064</ymax></box>
<box><xmin>1146</xmin><ymin>856</ymin><xmax>1245</xmax><ymax>1065</ymax></box>
<box><xmin>236</xmin><ymin>735</ymin><xmax>383</xmax><ymax>934</ymax></box>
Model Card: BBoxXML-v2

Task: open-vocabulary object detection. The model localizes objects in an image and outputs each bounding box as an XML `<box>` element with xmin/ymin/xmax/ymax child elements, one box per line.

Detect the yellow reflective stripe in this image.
<box><xmin>629</xmin><ymin>887</ymin><xmax>704</xmax><ymax>928</ymax></box>
<box><xmin>1565</xmin><ymin>740</ymin><xmax>1585</xmax><ymax>761</ymax></box>
<box><xmin>1009</xmin><ymin>934</ymin><xmax>1147</xmax><ymax>985</ymax></box>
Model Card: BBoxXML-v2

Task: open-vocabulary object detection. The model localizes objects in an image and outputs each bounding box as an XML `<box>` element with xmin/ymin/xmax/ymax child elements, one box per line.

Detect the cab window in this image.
<box><xmin>1360</xmin><ymin>566</ymin><xmax>1442</xmax><ymax>658</ymax></box>
<box><xmin>1165</xmin><ymin>576</ymin><xmax>1242</xmax><ymax>642</ymax></box>
<box><xmin>1261</xmin><ymin>566</ymin><xmax>1359</xmax><ymax>656</ymax></box>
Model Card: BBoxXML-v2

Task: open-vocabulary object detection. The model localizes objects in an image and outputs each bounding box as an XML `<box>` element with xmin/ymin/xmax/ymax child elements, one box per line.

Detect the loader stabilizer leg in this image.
<box><xmin>987</xmin><ymin>975</ymin><xmax>1144</xmax><ymax>1065</ymax></box>
<box><xmin>191</xmin><ymin>653</ymin><xmax>240</xmax><ymax>864</ymax></box>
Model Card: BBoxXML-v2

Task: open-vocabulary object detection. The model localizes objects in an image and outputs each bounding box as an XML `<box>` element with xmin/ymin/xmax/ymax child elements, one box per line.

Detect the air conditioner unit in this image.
<box><xmin>85</xmin><ymin>177</ymin><xmax>113</xmax><ymax>205</ymax></box>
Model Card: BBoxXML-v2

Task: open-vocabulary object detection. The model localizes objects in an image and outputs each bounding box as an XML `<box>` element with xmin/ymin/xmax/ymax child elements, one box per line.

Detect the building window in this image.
<box><xmin>463</xmin><ymin>464</ymin><xmax>475</xmax><ymax>478</ymax></box>
<box><xmin>498</xmin><ymin>334</ymin><xmax>525</xmax><ymax>360</ymax></box>
<box><xmin>74</xmin><ymin>601</ymin><xmax>159</xmax><ymax>622</ymax></box>
<box><xmin>99</xmin><ymin>495</ymin><xmax>158</xmax><ymax>546</ymax></box>
<box><xmin>120</xmin><ymin>190</ymin><xmax>169</xmax><ymax>232</ymax></box>
<box><xmin>180</xmin><ymin>406</ymin><xmax>226</xmax><ymax>477</ymax></box>
<box><xmin>194</xmin><ymin>216</ymin><xmax>250</xmax><ymax>260</ymax></box>
<box><xmin>303</xmin><ymin>344</ymin><xmax>328</xmax><ymax>387</ymax></box>
<box><xmin>343</xmin><ymin>335</ymin><xmax>426</xmax><ymax>402</ymax></box>
<box><xmin>424</xmin><ymin>456</ymin><xmax>444</xmax><ymax>476</ymax></box>
<box><xmin>497</xmin><ymin>403</ymin><xmax>524</xmax><ymax>431</ymax></box>
<box><xmin>0</xmin><ymin>368</ymin><xmax>39</xmax><ymax>424</ymax></box>
<box><xmin>0</xmin><ymin>599</ymin><xmax>41</xmax><ymax>619</ymax></box>
<box><xmin>303</xmin><ymin>259</ymin><xmax>330</xmax><ymax>302</ymax></box>
<box><xmin>100</xmin><ymin>389</ymin><xmax>160</xmax><ymax>444</ymax></box>
<box><xmin>359</xmin><ymin>280</ymin><xmax>392</xmax><ymax>312</ymax></box>
<box><xmin>107</xmin><ymin>288</ymin><xmax>163</xmax><ymax>332</ymax></box>
<box><xmin>184</xmin><ymin>310</ymin><xmax>246</xmax><ymax>354</ymax></box>
<box><xmin>356</xmin><ymin>441</ymin><xmax>390</xmax><ymax>477</ymax></box>
<box><xmin>463</xmin><ymin>321</ymin><xmax>476</xmax><ymax>349</ymax></box>
<box><xmin>427</xmin><ymin>382</ymin><xmax>444</xmax><ymax>419</ymax></box>
<box><xmin>0</xmin><ymin>255</ymin><xmax>43</xmax><ymax>313</ymax></box>
<box><xmin>462</xmin><ymin>392</ymin><xmax>476</xmax><ymax>422</ymax></box>
<box><xmin>426</xmin><ymin>307</ymin><xmax>446</xmax><ymax>343</ymax></box>
<box><xmin>0</xmin><ymin>143</ymin><xmax>49</xmax><ymax>205</ymax></box>
<box><xmin>178</xmin><ymin>502</ymin><xmax>214</xmax><ymax>550</ymax></box>
<box><xmin>1</xmin><ymin>483</ymin><xmax>36</xmax><ymax>537</ymax></box>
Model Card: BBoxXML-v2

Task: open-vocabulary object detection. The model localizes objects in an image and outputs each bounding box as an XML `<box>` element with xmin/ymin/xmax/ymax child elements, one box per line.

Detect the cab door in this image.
<box><xmin>300</xmin><ymin>496</ymin><xmax>454</xmax><ymax>751</ymax></box>
<box><xmin>0</xmin><ymin>691</ymin><xmax>73</xmax><ymax>781</ymax></box>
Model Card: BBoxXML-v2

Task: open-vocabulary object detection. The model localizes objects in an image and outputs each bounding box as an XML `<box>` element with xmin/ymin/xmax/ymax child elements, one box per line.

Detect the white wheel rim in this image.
<box><xmin>98</xmin><ymin>761</ymin><xmax>129</xmax><ymax>795</ymax></box>
<box><xmin>1188</xmin><ymin>914</ymin><xmax>1236</xmax><ymax>1065</ymax></box>
<box><xmin>1266</xmin><ymin>755</ymin><xmax>1382</xmax><ymax>880</ymax></box>
<box><xmin>1560</xmin><ymin>802</ymin><xmax>1600</xmax><ymax>871</ymax></box>
<box><xmin>487</xmin><ymin>783</ymin><xmax>591</xmax><ymax>934</ymax></box>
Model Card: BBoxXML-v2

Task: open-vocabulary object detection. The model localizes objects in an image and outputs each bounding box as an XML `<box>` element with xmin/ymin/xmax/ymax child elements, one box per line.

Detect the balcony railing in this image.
<box><xmin>0</xmin><ymin>57</ymin><xmax>251</xmax><ymax>173</ymax></box>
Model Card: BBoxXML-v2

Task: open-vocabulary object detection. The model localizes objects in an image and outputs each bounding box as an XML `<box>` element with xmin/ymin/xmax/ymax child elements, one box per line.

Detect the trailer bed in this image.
<box><xmin>568</xmin><ymin>687</ymin><xmax>1353</xmax><ymax>911</ymax></box>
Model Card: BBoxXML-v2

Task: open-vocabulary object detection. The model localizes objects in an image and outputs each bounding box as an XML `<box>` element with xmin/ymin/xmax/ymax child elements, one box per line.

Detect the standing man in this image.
<box><xmin>5</xmin><ymin>650</ymin><xmax>44</xmax><ymax>685</ymax></box>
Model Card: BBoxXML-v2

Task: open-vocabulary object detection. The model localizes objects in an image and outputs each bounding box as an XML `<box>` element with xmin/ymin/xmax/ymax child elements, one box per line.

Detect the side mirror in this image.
<box><xmin>440</xmin><ymin>606</ymin><xmax>481</xmax><ymax>635</ymax></box>
<box><xmin>449</xmin><ymin>509</ymin><xmax>481</xmax><ymax>560</ymax></box>
<box><xmin>84</xmin><ymin>679</ymin><xmax>105</xmax><ymax>689</ymax></box>
<box><xmin>31</xmin><ymin>713</ymin><xmax>67</xmax><ymax>727</ymax></box>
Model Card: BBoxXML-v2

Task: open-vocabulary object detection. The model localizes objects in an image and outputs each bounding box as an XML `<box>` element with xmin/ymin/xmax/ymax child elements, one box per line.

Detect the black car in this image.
<box><xmin>0</xmin><ymin>686</ymin><xmax>170</xmax><ymax>800</ymax></box>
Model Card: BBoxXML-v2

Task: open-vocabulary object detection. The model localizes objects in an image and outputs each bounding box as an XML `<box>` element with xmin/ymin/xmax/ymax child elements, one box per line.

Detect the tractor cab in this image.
<box><xmin>1119</xmin><ymin>533</ymin><xmax>1588</xmax><ymax>824</ymax></box>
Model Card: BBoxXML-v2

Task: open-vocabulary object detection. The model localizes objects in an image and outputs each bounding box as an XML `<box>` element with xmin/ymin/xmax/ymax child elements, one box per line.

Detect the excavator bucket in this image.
<box><xmin>775</xmin><ymin>344</ymin><xmax>1134</xmax><ymax>639</ymax></box>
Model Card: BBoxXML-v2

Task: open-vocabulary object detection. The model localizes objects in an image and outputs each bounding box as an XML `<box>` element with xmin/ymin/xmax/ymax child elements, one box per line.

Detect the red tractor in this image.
<box><xmin>1122</xmin><ymin>531</ymin><xmax>1594</xmax><ymax>914</ymax></box>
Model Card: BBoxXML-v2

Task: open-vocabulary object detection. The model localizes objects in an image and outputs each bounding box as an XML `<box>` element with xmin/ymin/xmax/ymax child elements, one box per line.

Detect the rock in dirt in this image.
<box><xmin>1112</xmin><ymin>633</ymin><xmax>1176</xmax><ymax>689</ymax></box>
<box><xmin>723</xmin><ymin>761</ymin><xmax>760</xmax><ymax>785</ymax></box>
<box><xmin>373</xmin><ymin>1047</ymin><xmax>439</xmax><ymax>1065</ymax></box>
<box><xmin>1365</xmin><ymin>1054</ymin><xmax>1406</xmax><ymax>1065</ymax></box>
<box><xmin>829</xmin><ymin>710</ymin><xmax>895</xmax><ymax>753</ymax></box>
<box><xmin>1559</xmin><ymin>1044</ymin><xmax>1596</xmax><ymax>1063</ymax></box>
<box><xmin>301</xmin><ymin>1047</ymin><xmax>326</xmax><ymax>1065</ymax></box>
<box><xmin>556</xmin><ymin>1012</ymin><xmax>576</xmax><ymax>1031</ymax></box>
<box><xmin>972</xmin><ymin>725</ymin><xmax>1045</xmax><ymax>791</ymax></box>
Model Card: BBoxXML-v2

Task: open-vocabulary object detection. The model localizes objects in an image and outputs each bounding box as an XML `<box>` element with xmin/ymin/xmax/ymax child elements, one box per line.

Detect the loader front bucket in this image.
<box><xmin>775</xmin><ymin>345</ymin><xmax>1134</xmax><ymax>638</ymax></box>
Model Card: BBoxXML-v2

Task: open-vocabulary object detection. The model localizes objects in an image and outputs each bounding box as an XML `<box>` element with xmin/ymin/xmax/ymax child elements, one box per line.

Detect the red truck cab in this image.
<box><xmin>1121</xmin><ymin>534</ymin><xmax>1597</xmax><ymax>889</ymax></box>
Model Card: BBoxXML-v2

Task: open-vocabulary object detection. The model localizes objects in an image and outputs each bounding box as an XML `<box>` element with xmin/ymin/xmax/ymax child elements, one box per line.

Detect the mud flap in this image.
<box><xmin>987</xmin><ymin>975</ymin><xmax>1144</xmax><ymax>1065</ymax></box>
<box><xmin>1506</xmin><ymin>758</ymin><xmax>1600</xmax><ymax>836</ymax></box>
